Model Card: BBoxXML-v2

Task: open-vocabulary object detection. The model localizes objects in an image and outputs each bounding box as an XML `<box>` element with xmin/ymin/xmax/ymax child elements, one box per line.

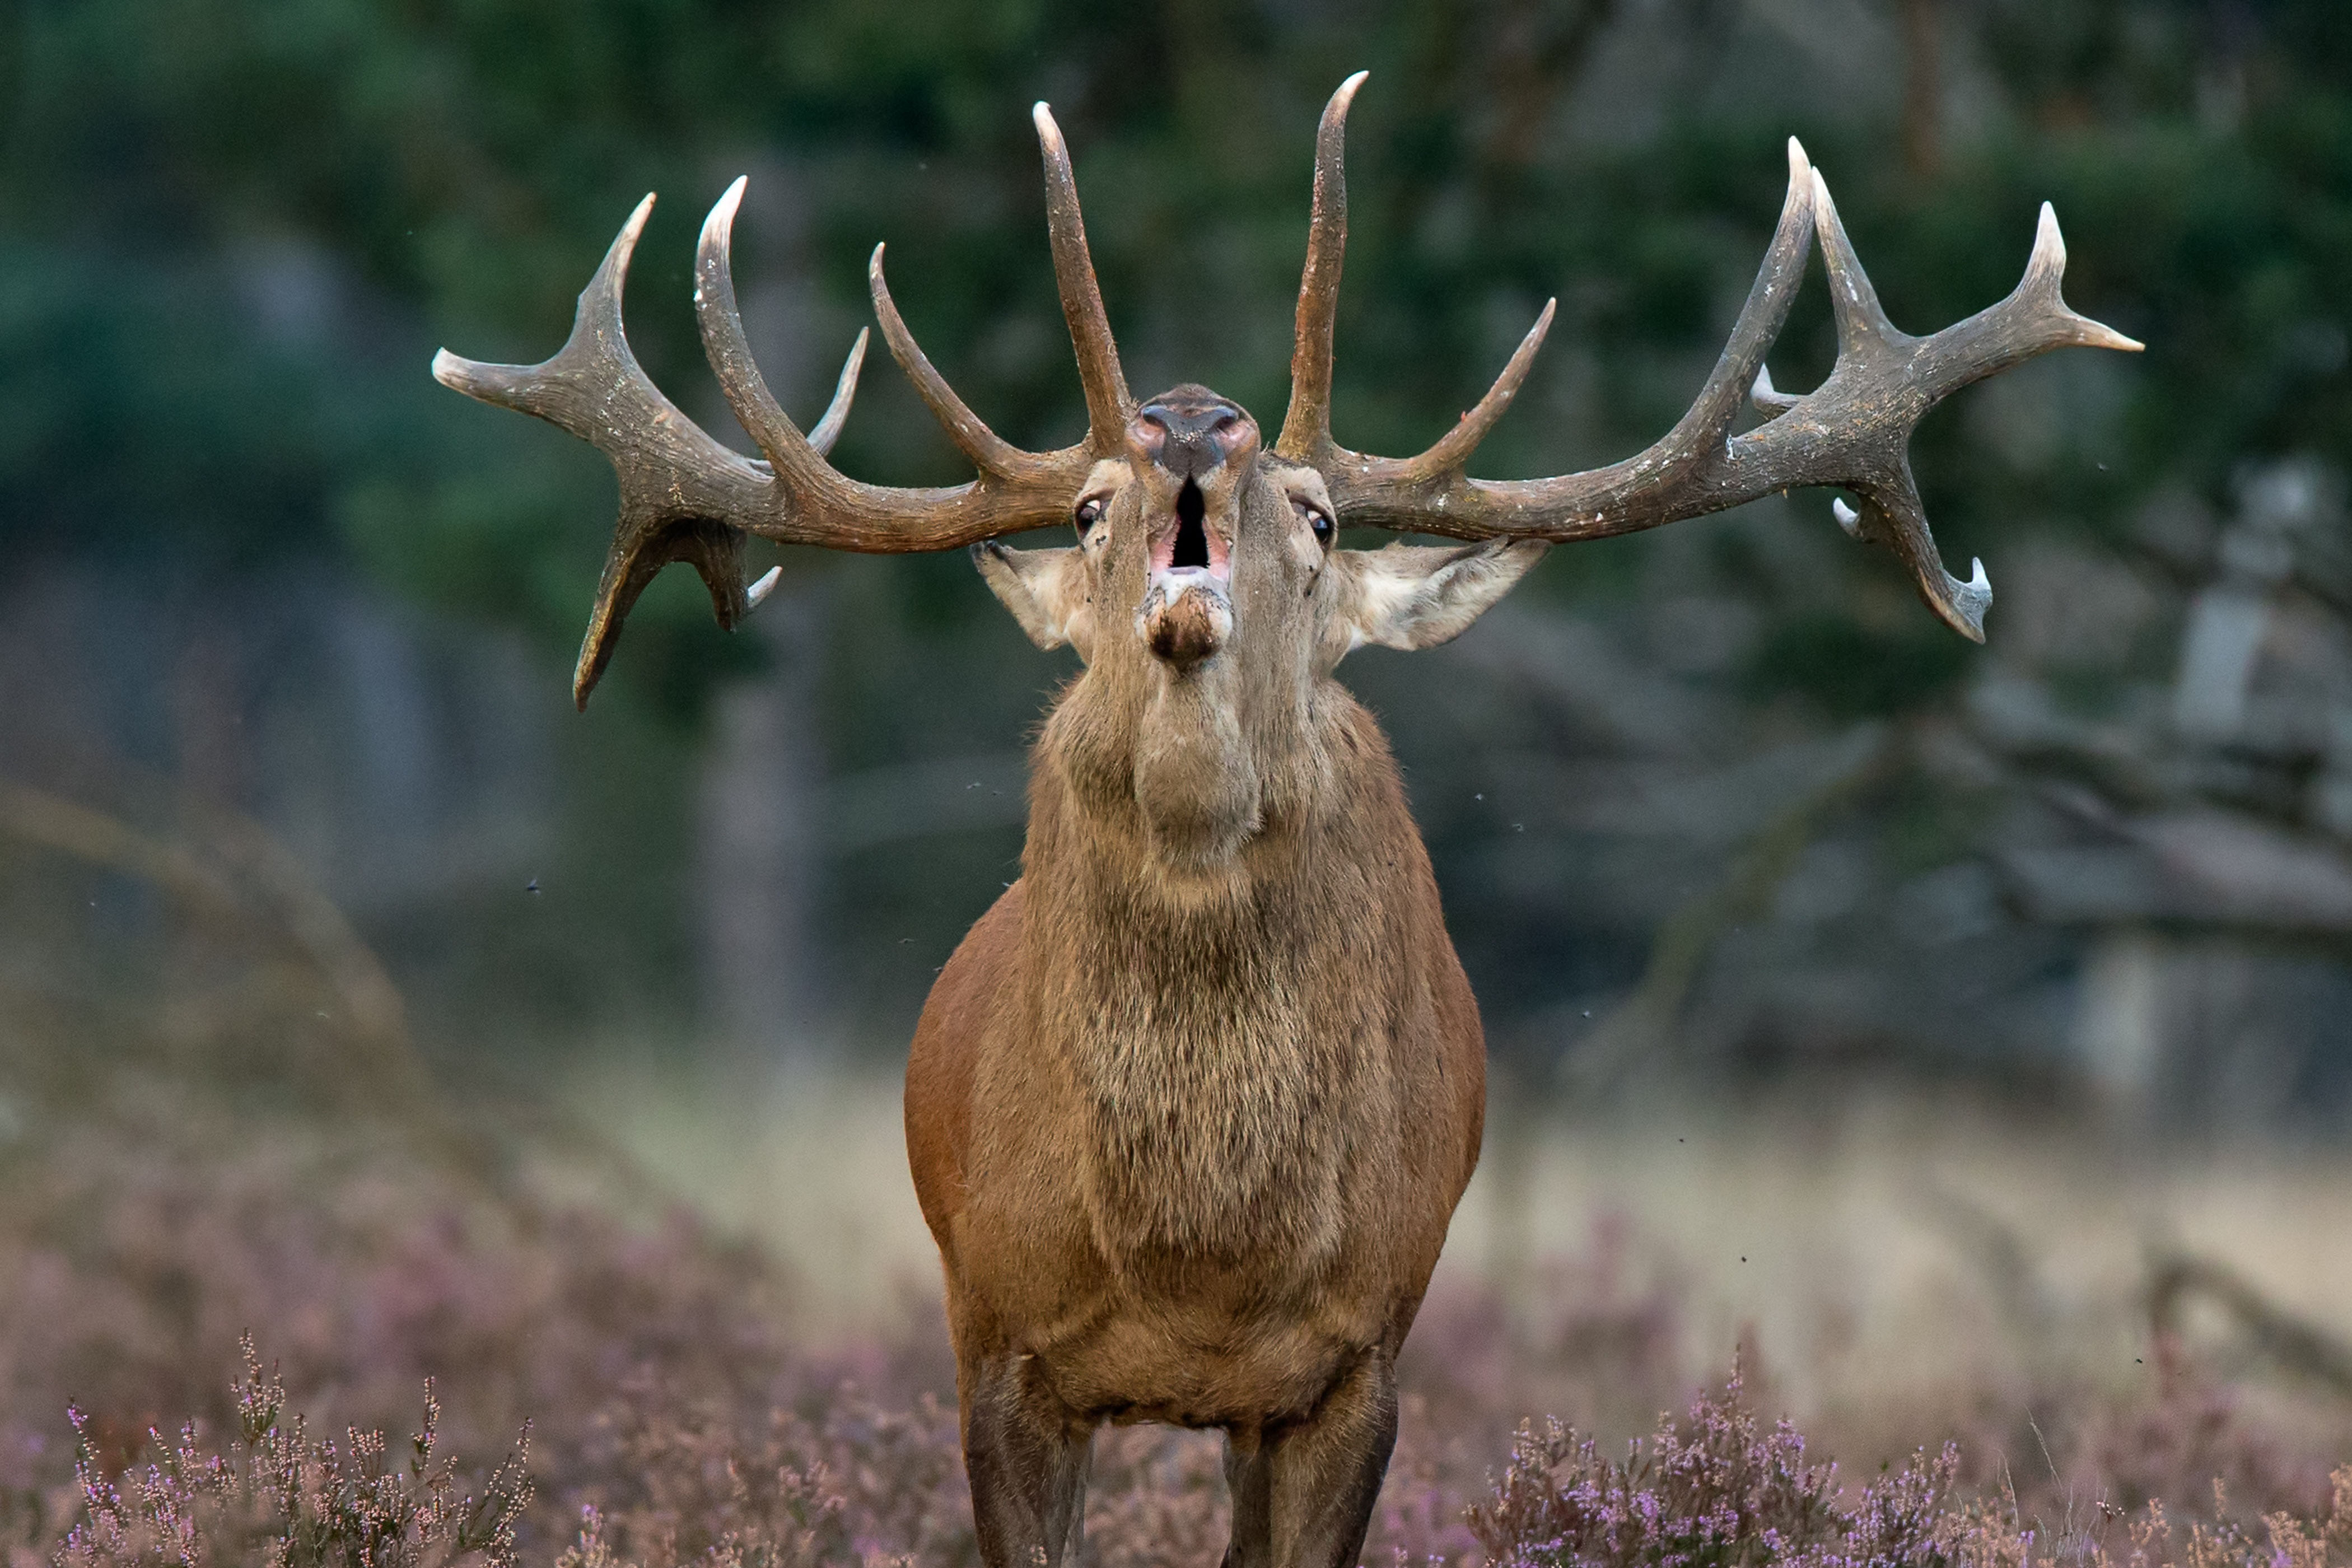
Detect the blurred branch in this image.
<box><xmin>0</xmin><ymin>778</ymin><xmax>707</xmax><ymax>1211</ymax></box>
<box><xmin>0</xmin><ymin>781</ymin><xmax>241</xmax><ymax>911</ymax></box>
<box><xmin>1565</xmin><ymin>723</ymin><xmax>1898</xmax><ymax>1091</ymax></box>
<box><xmin>2148</xmin><ymin>1250</ymin><xmax>2352</xmax><ymax>1399</ymax></box>
<box><xmin>1914</xmin><ymin>1181</ymin><xmax>2057</xmax><ymax>1343</ymax></box>
<box><xmin>0</xmin><ymin>778</ymin><xmax>409</xmax><ymax>1054</ymax></box>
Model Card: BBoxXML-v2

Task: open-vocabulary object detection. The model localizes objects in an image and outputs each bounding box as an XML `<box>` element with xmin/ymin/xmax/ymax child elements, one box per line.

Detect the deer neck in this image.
<box><xmin>1044</xmin><ymin>640</ymin><xmax>1328</xmax><ymax>875</ymax></box>
<box><xmin>1014</xmin><ymin>664</ymin><xmax>1413</xmax><ymax>1262</ymax></box>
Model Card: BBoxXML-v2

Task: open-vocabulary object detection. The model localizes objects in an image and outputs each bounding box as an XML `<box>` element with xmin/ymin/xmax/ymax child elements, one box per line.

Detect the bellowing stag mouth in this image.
<box><xmin>1132</xmin><ymin>387</ymin><xmax>1247</xmax><ymax>671</ymax></box>
<box><xmin>1151</xmin><ymin>478</ymin><xmax>1229</xmax><ymax>578</ymax></box>
<box><xmin>1140</xmin><ymin>482</ymin><xmax>1234</xmax><ymax>670</ymax></box>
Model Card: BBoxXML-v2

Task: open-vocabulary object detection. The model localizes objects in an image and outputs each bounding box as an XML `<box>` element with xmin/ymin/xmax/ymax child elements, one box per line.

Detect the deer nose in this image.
<box><xmin>1132</xmin><ymin>388</ymin><xmax>1254</xmax><ymax>479</ymax></box>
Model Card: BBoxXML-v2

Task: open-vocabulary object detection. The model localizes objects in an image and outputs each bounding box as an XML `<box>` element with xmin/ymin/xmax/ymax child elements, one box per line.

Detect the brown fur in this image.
<box><xmin>908</xmin><ymin>393</ymin><xmax>1539</xmax><ymax>1568</ymax></box>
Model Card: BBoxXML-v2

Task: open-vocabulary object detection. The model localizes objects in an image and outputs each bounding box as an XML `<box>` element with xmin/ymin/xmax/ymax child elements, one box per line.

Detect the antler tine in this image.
<box><xmin>1751</xmin><ymin>363</ymin><xmax>1802</xmax><ymax>421</ymax></box>
<box><xmin>1380</xmin><ymin>300</ymin><xmax>1557</xmax><ymax>483</ymax></box>
<box><xmin>698</xmin><ymin>177</ymin><xmax>852</xmax><ymax>475</ymax></box>
<box><xmin>1838</xmin><ymin>475</ymin><xmax>1996</xmax><ymax>641</ymax></box>
<box><xmin>869</xmin><ymin>244</ymin><xmax>1045</xmax><ymax>478</ymax></box>
<box><xmin>1033</xmin><ymin>102</ymin><xmax>1134</xmax><ymax>446</ymax></box>
<box><xmin>808</xmin><ymin>326</ymin><xmax>869</xmax><ymax>458</ymax></box>
<box><xmin>740</xmin><ymin>328</ymin><xmax>867</xmax><ymax>620</ymax></box>
<box><xmin>1638</xmin><ymin>137</ymin><xmax>1819</xmax><ymax>471</ymax></box>
<box><xmin>1809</xmin><ymin>169</ymin><xmax>1908</xmax><ymax>361</ymax></box>
<box><xmin>1908</xmin><ymin>200</ymin><xmax>2144</xmax><ymax>402</ymax></box>
<box><xmin>1276</xmin><ymin>71</ymin><xmax>1368</xmax><ymax>461</ymax></box>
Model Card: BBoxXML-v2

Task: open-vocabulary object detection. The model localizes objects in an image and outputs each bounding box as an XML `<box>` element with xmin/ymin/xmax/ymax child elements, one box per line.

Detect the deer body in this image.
<box><xmin>434</xmin><ymin>66</ymin><xmax>2138</xmax><ymax>1568</ymax></box>
<box><xmin>906</xmin><ymin>684</ymin><xmax>1483</xmax><ymax>1422</ymax></box>
<box><xmin>900</xmin><ymin>392</ymin><xmax>1508</xmax><ymax>1566</ymax></box>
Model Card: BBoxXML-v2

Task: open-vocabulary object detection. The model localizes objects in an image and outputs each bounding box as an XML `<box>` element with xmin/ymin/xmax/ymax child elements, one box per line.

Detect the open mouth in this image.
<box><xmin>1138</xmin><ymin>478</ymin><xmax>1236</xmax><ymax>668</ymax></box>
<box><xmin>1173</xmin><ymin>481</ymin><xmax>1208</xmax><ymax>568</ymax></box>
<box><xmin>1150</xmin><ymin>479</ymin><xmax>1229</xmax><ymax>580</ymax></box>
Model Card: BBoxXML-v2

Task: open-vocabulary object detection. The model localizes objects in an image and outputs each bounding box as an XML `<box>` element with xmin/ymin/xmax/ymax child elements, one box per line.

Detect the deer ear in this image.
<box><xmin>974</xmin><ymin>542</ymin><xmax>1096</xmax><ymax>657</ymax></box>
<box><xmin>1329</xmin><ymin>539</ymin><xmax>1548</xmax><ymax>660</ymax></box>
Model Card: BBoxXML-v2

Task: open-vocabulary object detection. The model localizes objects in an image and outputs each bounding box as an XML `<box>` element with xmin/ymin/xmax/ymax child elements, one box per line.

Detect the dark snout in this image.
<box><xmin>1132</xmin><ymin>385</ymin><xmax>1253</xmax><ymax>480</ymax></box>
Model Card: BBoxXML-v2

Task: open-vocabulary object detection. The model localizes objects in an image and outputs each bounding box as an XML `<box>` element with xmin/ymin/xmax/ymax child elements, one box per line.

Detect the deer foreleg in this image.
<box><xmin>961</xmin><ymin>1351</ymin><xmax>1094</xmax><ymax>1568</ymax></box>
<box><xmin>1221</xmin><ymin>1350</ymin><xmax>1399</xmax><ymax>1568</ymax></box>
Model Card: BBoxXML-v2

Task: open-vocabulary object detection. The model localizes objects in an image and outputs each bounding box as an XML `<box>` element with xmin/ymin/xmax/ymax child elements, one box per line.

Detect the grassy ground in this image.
<box><xmin>6</xmin><ymin>1016</ymin><xmax>2352</xmax><ymax>1568</ymax></box>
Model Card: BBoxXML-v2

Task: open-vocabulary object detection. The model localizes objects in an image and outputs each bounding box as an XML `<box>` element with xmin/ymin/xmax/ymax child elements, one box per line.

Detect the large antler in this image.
<box><xmin>1279</xmin><ymin>79</ymin><xmax>2142</xmax><ymax>641</ymax></box>
<box><xmin>432</xmin><ymin>108</ymin><xmax>1132</xmax><ymax>707</ymax></box>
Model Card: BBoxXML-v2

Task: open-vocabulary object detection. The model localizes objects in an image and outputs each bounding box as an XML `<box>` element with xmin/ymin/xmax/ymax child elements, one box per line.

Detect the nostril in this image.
<box><xmin>1139</xmin><ymin>397</ymin><xmax>1243</xmax><ymax>449</ymax></box>
<box><xmin>1173</xmin><ymin>481</ymin><xmax>1208</xmax><ymax>569</ymax></box>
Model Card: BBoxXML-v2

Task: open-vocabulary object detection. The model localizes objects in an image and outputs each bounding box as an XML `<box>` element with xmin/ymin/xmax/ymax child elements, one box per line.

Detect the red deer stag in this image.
<box><xmin>433</xmin><ymin>75</ymin><xmax>2137</xmax><ymax>1568</ymax></box>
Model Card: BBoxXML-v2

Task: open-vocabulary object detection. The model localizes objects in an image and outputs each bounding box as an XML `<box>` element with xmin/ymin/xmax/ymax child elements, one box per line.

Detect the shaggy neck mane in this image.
<box><xmin>1025</xmin><ymin>655</ymin><xmax>1359</xmax><ymax>914</ymax></box>
<box><xmin>1009</xmin><ymin>665</ymin><xmax>1432</xmax><ymax>1260</ymax></box>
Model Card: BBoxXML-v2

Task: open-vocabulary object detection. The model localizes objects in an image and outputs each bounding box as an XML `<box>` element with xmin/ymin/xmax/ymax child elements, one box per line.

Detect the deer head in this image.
<box><xmin>432</xmin><ymin>72</ymin><xmax>2139</xmax><ymax>745</ymax></box>
<box><xmin>967</xmin><ymin>370</ymin><xmax>1548</xmax><ymax>866</ymax></box>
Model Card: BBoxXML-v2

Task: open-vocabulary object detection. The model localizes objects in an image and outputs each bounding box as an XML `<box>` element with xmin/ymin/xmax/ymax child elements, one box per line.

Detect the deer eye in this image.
<box><xmin>1296</xmin><ymin>498</ymin><xmax>1334</xmax><ymax>546</ymax></box>
<box><xmin>1075</xmin><ymin>496</ymin><xmax>1107</xmax><ymax>535</ymax></box>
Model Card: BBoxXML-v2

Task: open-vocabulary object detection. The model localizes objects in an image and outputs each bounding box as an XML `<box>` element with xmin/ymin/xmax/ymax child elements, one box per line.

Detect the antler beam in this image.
<box><xmin>1285</xmin><ymin>81</ymin><xmax>2142</xmax><ymax>641</ymax></box>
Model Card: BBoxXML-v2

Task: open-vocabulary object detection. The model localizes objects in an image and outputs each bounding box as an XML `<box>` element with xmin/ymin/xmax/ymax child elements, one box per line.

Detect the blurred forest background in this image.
<box><xmin>10</xmin><ymin>0</ymin><xmax>2352</xmax><ymax>1112</ymax></box>
<box><xmin>6</xmin><ymin>2</ymin><xmax>2352</xmax><ymax>1562</ymax></box>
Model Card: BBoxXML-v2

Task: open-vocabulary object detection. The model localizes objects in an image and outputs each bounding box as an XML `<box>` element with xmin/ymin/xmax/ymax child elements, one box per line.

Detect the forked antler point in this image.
<box><xmin>2026</xmin><ymin>202</ymin><xmax>2145</xmax><ymax>353</ymax></box>
<box><xmin>430</xmin><ymin>192</ymin><xmax>657</xmax><ymax>409</ymax></box>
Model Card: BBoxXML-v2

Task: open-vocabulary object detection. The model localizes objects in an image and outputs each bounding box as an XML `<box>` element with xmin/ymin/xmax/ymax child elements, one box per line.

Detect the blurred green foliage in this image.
<box><xmin>6</xmin><ymin>1</ymin><xmax>2349</xmax><ymax>691</ymax></box>
<box><xmin>7</xmin><ymin>0</ymin><xmax>2351</xmax><ymax>711</ymax></box>
<box><xmin>8</xmin><ymin>0</ymin><xmax>2352</xmax><ymax>1051</ymax></box>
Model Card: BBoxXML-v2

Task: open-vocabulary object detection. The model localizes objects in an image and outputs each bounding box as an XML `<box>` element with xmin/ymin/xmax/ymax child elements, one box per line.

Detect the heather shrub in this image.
<box><xmin>561</xmin><ymin>1373</ymin><xmax>973</xmax><ymax>1568</ymax></box>
<box><xmin>1467</xmin><ymin>1368</ymin><xmax>1959</xmax><ymax>1568</ymax></box>
<box><xmin>1075</xmin><ymin>1429</ymin><xmax>1230</xmax><ymax>1568</ymax></box>
<box><xmin>0</xmin><ymin>1082</ymin><xmax>816</xmax><ymax>1551</ymax></box>
<box><xmin>56</xmin><ymin>1338</ymin><xmax>530</xmax><ymax>1568</ymax></box>
<box><xmin>1945</xmin><ymin>1465</ymin><xmax>2352</xmax><ymax>1568</ymax></box>
<box><xmin>2078</xmin><ymin>1346</ymin><xmax>2347</xmax><ymax>1523</ymax></box>
<box><xmin>1469</xmin><ymin>1370</ymin><xmax>2352</xmax><ymax>1568</ymax></box>
<box><xmin>1401</xmin><ymin>1220</ymin><xmax>1688</xmax><ymax>1446</ymax></box>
